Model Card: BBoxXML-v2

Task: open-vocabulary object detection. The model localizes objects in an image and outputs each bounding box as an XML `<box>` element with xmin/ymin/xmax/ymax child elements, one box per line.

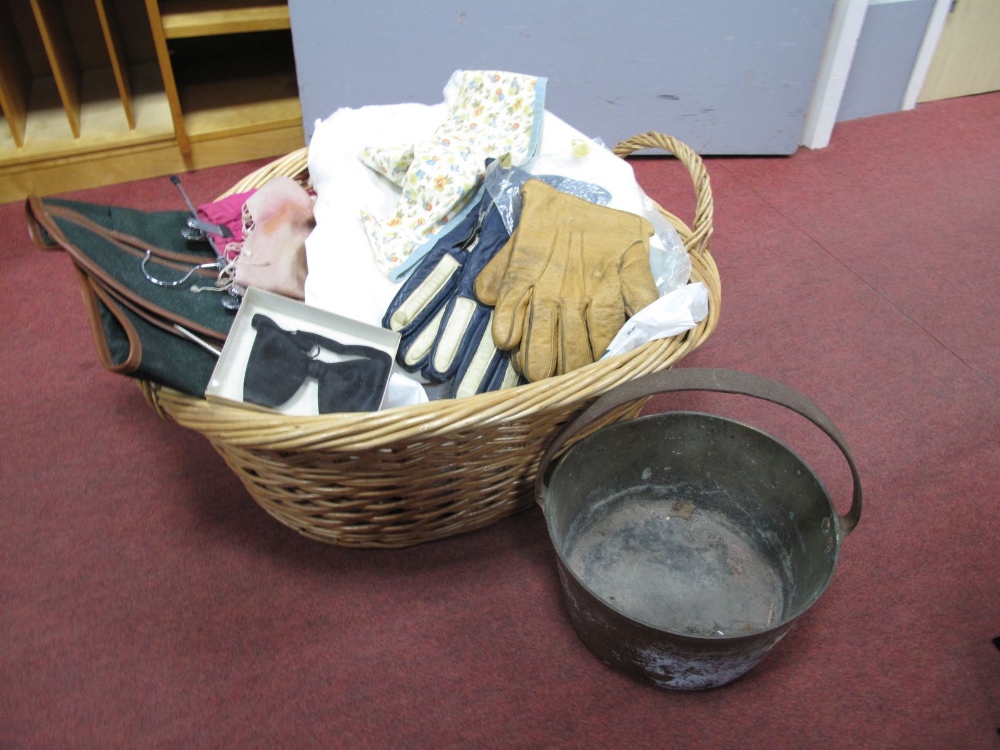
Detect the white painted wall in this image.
<box><xmin>289</xmin><ymin>0</ymin><xmax>836</xmax><ymax>155</ymax></box>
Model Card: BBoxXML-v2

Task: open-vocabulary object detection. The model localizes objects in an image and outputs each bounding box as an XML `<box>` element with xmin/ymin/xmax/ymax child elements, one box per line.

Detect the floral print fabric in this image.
<box><xmin>359</xmin><ymin>70</ymin><xmax>546</xmax><ymax>280</ymax></box>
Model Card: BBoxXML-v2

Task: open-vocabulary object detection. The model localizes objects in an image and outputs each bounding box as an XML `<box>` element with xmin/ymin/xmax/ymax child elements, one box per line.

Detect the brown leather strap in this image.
<box><xmin>31</xmin><ymin>198</ymin><xmax>222</xmax><ymax>268</ymax></box>
<box><xmin>75</xmin><ymin>266</ymin><xmax>143</xmax><ymax>373</ymax></box>
<box><xmin>534</xmin><ymin>367</ymin><xmax>862</xmax><ymax>536</ymax></box>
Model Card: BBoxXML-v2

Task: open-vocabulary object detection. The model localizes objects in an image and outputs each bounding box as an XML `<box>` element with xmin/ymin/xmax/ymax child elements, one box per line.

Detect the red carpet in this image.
<box><xmin>2</xmin><ymin>93</ymin><xmax>998</xmax><ymax>749</ymax></box>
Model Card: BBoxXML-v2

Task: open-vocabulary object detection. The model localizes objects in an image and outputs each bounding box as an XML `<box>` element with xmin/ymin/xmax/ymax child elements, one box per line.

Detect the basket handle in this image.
<box><xmin>534</xmin><ymin>368</ymin><xmax>862</xmax><ymax>537</ymax></box>
<box><xmin>613</xmin><ymin>132</ymin><xmax>713</xmax><ymax>257</ymax></box>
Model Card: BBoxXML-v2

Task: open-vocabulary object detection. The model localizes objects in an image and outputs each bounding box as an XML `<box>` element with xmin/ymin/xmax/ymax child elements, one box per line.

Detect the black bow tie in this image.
<box><xmin>243</xmin><ymin>314</ymin><xmax>392</xmax><ymax>414</ymax></box>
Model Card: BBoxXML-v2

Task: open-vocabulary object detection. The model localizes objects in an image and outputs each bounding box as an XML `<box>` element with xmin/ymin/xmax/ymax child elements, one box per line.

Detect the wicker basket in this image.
<box><xmin>141</xmin><ymin>132</ymin><xmax>720</xmax><ymax>548</ymax></box>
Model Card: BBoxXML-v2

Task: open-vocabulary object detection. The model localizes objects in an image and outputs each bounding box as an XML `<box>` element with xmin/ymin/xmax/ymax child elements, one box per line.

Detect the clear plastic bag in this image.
<box><xmin>603</xmin><ymin>282</ymin><xmax>709</xmax><ymax>359</ymax></box>
<box><xmin>643</xmin><ymin>191</ymin><xmax>692</xmax><ymax>295</ymax></box>
<box><xmin>482</xmin><ymin>158</ymin><xmax>611</xmax><ymax>231</ymax></box>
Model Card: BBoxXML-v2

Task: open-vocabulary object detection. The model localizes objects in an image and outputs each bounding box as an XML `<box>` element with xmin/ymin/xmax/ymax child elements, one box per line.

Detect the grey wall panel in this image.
<box><xmin>289</xmin><ymin>0</ymin><xmax>835</xmax><ymax>155</ymax></box>
<box><xmin>838</xmin><ymin>0</ymin><xmax>935</xmax><ymax>122</ymax></box>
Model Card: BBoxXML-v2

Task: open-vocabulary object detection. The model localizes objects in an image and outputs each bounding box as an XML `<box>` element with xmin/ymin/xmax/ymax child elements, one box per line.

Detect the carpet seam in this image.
<box><xmin>725</xmin><ymin>170</ymin><xmax>1000</xmax><ymax>397</ymax></box>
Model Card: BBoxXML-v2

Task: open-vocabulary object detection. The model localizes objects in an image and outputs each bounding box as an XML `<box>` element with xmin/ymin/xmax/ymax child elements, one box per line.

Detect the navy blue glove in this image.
<box><xmin>382</xmin><ymin>188</ymin><xmax>520</xmax><ymax>397</ymax></box>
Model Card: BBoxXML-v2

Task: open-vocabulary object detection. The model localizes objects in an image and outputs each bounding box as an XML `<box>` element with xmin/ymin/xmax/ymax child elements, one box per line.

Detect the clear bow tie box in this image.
<box><xmin>205</xmin><ymin>288</ymin><xmax>400</xmax><ymax>416</ymax></box>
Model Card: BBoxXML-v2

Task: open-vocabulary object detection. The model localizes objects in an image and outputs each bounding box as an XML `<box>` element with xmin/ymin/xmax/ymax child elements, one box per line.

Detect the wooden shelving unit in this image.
<box><xmin>0</xmin><ymin>0</ymin><xmax>303</xmax><ymax>204</ymax></box>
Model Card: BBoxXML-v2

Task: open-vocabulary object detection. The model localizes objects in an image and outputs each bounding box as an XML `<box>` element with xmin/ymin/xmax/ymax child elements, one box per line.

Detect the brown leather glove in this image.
<box><xmin>474</xmin><ymin>179</ymin><xmax>658</xmax><ymax>382</ymax></box>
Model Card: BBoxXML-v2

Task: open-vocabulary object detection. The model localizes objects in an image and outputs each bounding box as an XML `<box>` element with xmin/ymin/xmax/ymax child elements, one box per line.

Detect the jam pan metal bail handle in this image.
<box><xmin>534</xmin><ymin>367</ymin><xmax>862</xmax><ymax>537</ymax></box>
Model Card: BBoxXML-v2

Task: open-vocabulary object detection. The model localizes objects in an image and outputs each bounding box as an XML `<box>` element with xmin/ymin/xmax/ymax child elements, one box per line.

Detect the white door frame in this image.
<box><xmin>801</xmin><ymin>0</ymin><xmax>952</xmax><ymax>149</ymax></box>
<box><xmin>902</xmin><ymin>0</ymin><xmax>952</xmax><ymax>108</ymax></box>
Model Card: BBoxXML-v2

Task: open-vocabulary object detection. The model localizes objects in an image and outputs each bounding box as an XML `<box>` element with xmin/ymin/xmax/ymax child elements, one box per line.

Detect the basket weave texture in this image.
<box><xmin>143</xmin><ymin>132</ymin><xmax>721</xmax><ymax>548</ymax></box>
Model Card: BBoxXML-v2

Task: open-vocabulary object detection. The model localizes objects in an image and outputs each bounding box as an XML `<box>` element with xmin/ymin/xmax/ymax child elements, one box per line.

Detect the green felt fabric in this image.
<box><xmin>43</xmin><ymin>198</ymin><xmax>237</xmax><ymax>396</ymax></box>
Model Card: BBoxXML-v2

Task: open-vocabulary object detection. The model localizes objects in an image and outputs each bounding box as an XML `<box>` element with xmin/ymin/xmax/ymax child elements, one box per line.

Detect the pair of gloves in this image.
<box><xmin>383</xmin><ymin>174</ymin><xmax>659</xmax><ymax>396</ymax></box>
<box><xmin>383</xmin><ymin>187</ymin><xmax>520</xmax><ymax>398</ymax></box>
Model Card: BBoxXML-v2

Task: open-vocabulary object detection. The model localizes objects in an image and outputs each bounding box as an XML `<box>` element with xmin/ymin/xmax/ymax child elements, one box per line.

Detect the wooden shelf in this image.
<box><xmin>159</xmin><ymin>0</ymin><xmax>291</xmax><ymax>38</ymax></box>
<box><xmin>0</xmin><ymin>64</ymin><xmax>173</xmax><ymax>168</ymax></box>
<box><xmin>0</xmin><ymin>0</ymin><xmax>303</xmax><ymax>204</ymax></box>
<box><xmin>0</xmin><ymin>0</ymin><xmax>30</xmax><ymax>148</ymax></box>
<box><xmin>145</xmin><ymin>1</ymin><xmax>301</xmax><ymax>156</ymax></box>
<box><xmin>183</xmin><ymin>73</ymin><xmax>301</xmax><ymax>141</ymax></box>
<box><xmin>167</xmin><ymin>28</ymin><xmax>300</xmax><ymax>142</ymax></box>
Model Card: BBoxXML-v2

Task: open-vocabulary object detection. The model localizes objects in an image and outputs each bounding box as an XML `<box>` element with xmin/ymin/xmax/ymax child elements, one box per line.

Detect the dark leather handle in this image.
<box><xmin>534</xmin><ymin>367</ymin><xmax>862</xmax><ymax>536</ymax></box>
